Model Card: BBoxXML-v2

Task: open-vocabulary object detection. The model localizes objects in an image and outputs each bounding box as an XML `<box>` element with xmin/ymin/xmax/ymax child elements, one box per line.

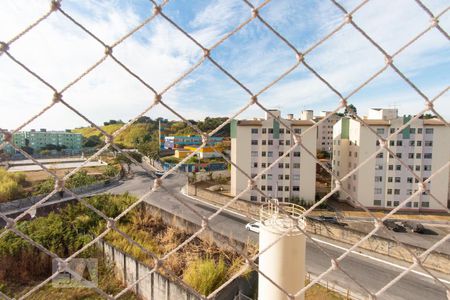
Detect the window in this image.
<box><xmin>387</xmin><ymin>201</ymin><xmax>392</xmax><ymax>206</ymax></box>
<box><xmin>278</xmin><ymin>174</ymin><xmax>283</xmax><ymax>180</ymax></box>
<box><xmin>279</xmin><ymin>151</ymin><xmax>283</xmax><ymax>156</ymax></box>
<box><xmin>293</xmin><ymin>175</ymin><xmax>300</xmax><ymax>180</ymax></box>
<box><xmin>268</xmin><ymin>151</ymin><xmax>273</xmax><ymax>157</ymax></box>
<box><xmin>268</xmin><ymin>140</ymin><xmax>273</xmax><ymax>145</ymax></box>
<box><xmin>262</xmin><ymin>140</ymin><xmax>267</xmax><ymax>145</ymax></box>
<box><xmin>387</xmin><ymin>189</ymin><xmax>392</xmax><ymax>195</ymax></box>
<box><xmin>424</xmin><ymin>153</ymin><xmax>432</xmax><ymax>159</ymax></box>
<box><xmin>261</xmin><ymin>174</ymin><xmax>266</xmax><ymax>179</ymax></box>
<box><xmin>375</xmin><ymin>164</ymin><xmax>383</xmax><ymax>170</ymax></box>
<box><xmin>374</xmin><ymin>188</ymin><xmax>382</xmax><ymax>194</ymax></box>
<box><xmin>375</xmin><ymin>176</ymin><xmax>383</xmax><ymax>182</ymax></box>
<box><xmin>267</xmin><ymin>185</ymin><xmax>272</xmax><ymax>191</ymax></box>
<box><xmin>388</xmin><ymin>177</ymin><xmax>393</xmax><ymax>183</ymax></box>
<box><xmin>286</xmin><ymin>129</ymin><xmax>290</xmax><ymax>134</ymax></box>
<box><xmin>293</xmin><ymin>151</ymin><xmax>300</xmax><ymax>157</ymax></box>
<box><xmin>262</xmin><ymin>128</ymin><xmax>267</xmax><ymax>134</ymax></box>
<box><xmin>396</xmin><ymin>153</ymin><xmax>402</xmax><ymax>158</ymax></box>
<box><xmin>261</xmin><ymin>185</ymin><xmax>266</xmax><ymax>191</ymax></box>
<box><xmin>416</xmin><ymin>153</ymin><xmax>421</xmax><ymax>159</ymax></box>
<box><xmin>250</xmin><ymin>196</ymin><xmax>257</xmax><ymax>201</ymax></box>
<box><xmin>424</xmin><ymin>141</ymin><xmax>433</xmax><ymax>147</ymax></box>
<box><xmin>278</xmin><ymin>186</ymin><xmax>283</xmax><ymax>191</ymax></box>
<box><xmin>407</xmin><ymin>177</ymin><xmax>413</xmax><ymax>183</ymax></box>
<box><xmin>410</xmin><ymin>128</ymin><xmax>416</xmax><ymax>134</ymax></box>
<box><xmin>268</xmin><ymin>128</ymin><xmax>273</xmax><ymax>134</ymax></box>
<box><xmin>251</xmin><ymin>128</ymin><xmax>258</xmax><ymax>134</ymax></box>
<box><xmin>388</xmin><ymin>165</ymin><xmax>393</xmax><ymax>171</ymax></box>
<box><xmin>262</xmin><ymin>163</ymin><xmax>266</xmax><ymax>168</ymax></box>
<box><xmin>415</xmin><ymin>165</ymin><xmax>420</xmax><ymax>171</ymax></box>
<box><xmin>293</xmin><ymin>186</ymin><xmax>300</xmax><ymax>191</ymax></box>
<box><xmin>413</xmin><ymin>202</ymin><xmax>418</xmax><ymax>208</ymax></box>
<box><xmin>253</xmin><ymin>162</ymin><xmax>258</xmax><ymax>168</ymax></box>
<box><xmin>394</xmin><ymin>189</ymin><xmax>400</xmax><ymax>195</ymax></box>
<box><xmin>267</xmin><ymin>174</ymin><xmax>272</xmax><ymax>180</ymax></box>
<box><xmin>409</xmin><ymin>141</ymin><xmax>415</xmax><ymax>146</ymax></box>
<box><xmin>377</xmin><ymin>128</ymin><xmax>385</xmax><ymax>134</ymax></box>
<box><xmin>376</xmin><ymin>153</ymin><xmax>384</xmax><ymax>158</ymax></box>
<box><xmin>279</xmin><ymin>128</ymin><xmax>284</xmax><ymax>134</ymax></box>
<box><xmin>396</xmin><ymin>140</ymin><xmax>402</xmax><ymax>146</ymax></box>
<box><xmin>262</xmin><ymin>151</ymin><xmax>266</xmax><ymax>157</ymax></box>
<box><xmin>278</xmin><ymin>163</ymin><xmax>284</xmax><ymax>168</ymax></box>
<box><xmin>279</xmin><ymin>140</ymin><xmax>284</xmax><ymax>146</ymax></box>
<box><xmin>251</xmin><ymin>140</ymin><xmax>258</xmax><ymax>145</ymax></box>
<box><xmin>417</xmin><ymin>128</ymin><xmax>422</xmax><ymax>134</ymax></box>
<box><xmin>285</xmin><ymin>175</ymin><xmax>289</xmax><ymax>180</ymax></box>
<box><xmin>389</xmin><ymin>140</ymin><xmax>395</xmax><ymax>146</ymax></box>
<box><xmin>396</xmin><ymin>165</ymin><xmax>401</xmax><ymax>171</ymax></box>
<box><xmin>293</xmin><ymin>163</ymin><xmax>300</xmax><ymax>168</ymax></box>
<box><xmin>286</xmin><ymin>140</ymin><xmax>291</xmax><ymax>145</ymax></box>
<box><xmin>417</xmin><ymin>141</ymin><xmax>422</xmax><ymax>146</ymax></box>
<box><xmin>425</xmin><ymin>128</ymin><xmax>433</xmax><ymax>134</ymax></box>
<box><xmin>393</xmin><ymin>201</ymin><xmax>399</xmax><ymax>206</ymax></box>
<box><xmin>349</xmin><ymin>151</ymin><xmax>352</xmax><ymax>157</ymax></box>
<box><xmin>424</xmin><ymin>165</ymin><xmax>432</xmax><ymax>171</ymax></box>
<box><xmin>407</xmin><ymin>189</ymin><xmax>412</xmax><ymax>195</ymax></box>
<box><xmin>261</xmin><ymin>197</ymin><xmax>266</xmax><ymax>202</ymax></box>
<box><xmin>374</xmin><ymin>200</ymin><xmax>382</xmax><ymax>206</ymax></box>
<box><xmin>251</xmin><ymin>151</ymin><xmax>258</xmax><ymax>157</ymax></box>
<box><xmin>395</xmin><ymin>177</ymin><xmax>401</xmax><ymax>183</ymax></box>
<box><xmin>294</xmin><ymin>128</ymin><xmax>301</xmax><ymax>134</ymax></box>
<box><xmin>284</xmin><ymin>186</ymin><xmax>289</xmax><ymax>191</ymax></box>
<box><xmin>390</xmin><ymin>128</ymin><xmax>395</xmax><ymax>134</ymax></box>
<box><xmin>421</xmin><ymin>202</ymin><xmax>429</xmax><ymax>208</ymax></box>
<box><xmin>355</xmin><ymin>152</ymin><xmax>358</xmax><ymax>157</ymax></box>
<box><xmin>285</xmin><ymin>163</ymin><xmax>289</xmax><ymax>168</ymax></box>
<box><xmin>408</xmin><ymin>153</ymin><xmax>414</xmax><ymax>159</ymax></box>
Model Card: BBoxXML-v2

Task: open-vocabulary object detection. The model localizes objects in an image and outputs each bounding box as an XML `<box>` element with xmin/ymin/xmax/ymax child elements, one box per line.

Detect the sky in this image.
<box><xmin>0</xmin><ymin>0</ymin><xmax>449</xmax><ymax>130</ymax></box>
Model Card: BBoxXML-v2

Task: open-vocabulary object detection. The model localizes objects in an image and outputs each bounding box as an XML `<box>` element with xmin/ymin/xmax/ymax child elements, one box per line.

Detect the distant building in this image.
<box><xmin>300</xmin><ymin>110</ymin><xmax>341</xmax><ymax>153</ymax></box>
<box><xmin>332</xmin><ymin>108</ymin><xmax>450</xmax><ymax>212</ymax></box>
<box><xmin>163</xmin><ymin>135</ymin><xmax>223</xmax><ymax>149</ymax></box>
<box><xmin>0</xmin><ymin>129</ymin><xmax>82</xmax><ymax>155</ymax></box>
<box><xmin>231</xmin><ymin>109</ymin><xmax>317</xmax><ymax>203</ymax></box>
<box><xmin>174</xmin><ymin>146</ymin><xmax>223</xmax><ymax>160</ymax></box>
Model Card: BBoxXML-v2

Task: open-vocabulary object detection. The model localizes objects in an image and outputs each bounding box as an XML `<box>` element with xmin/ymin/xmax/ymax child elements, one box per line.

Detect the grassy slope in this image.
<box><xmin>72</xmin><ymin>124</ymin><xmax>152</xmax><ymax>148</ymax></box>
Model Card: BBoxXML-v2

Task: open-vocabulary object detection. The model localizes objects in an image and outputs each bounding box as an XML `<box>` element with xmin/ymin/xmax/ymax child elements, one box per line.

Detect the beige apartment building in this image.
<box><xmin>300</xmin><ymin>110</ymin><xmax>341</xmax><ymax>153</ymax></box>
<box><xmin>231</xmin><ymin>110</ymin><xmax>317</xmax><ymax>203</ymax></box>
<box><xmin>332</xmin><ymin>108</ymin><xmax>450</xmax><ymax>212</ymax></box>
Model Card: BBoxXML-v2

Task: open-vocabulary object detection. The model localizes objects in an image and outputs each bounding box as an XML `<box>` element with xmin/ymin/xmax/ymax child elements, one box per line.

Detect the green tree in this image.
<box><xmin>344</xmin><ymin>104</ymin><xmax>357</xmax><ymax>116</ymax></box>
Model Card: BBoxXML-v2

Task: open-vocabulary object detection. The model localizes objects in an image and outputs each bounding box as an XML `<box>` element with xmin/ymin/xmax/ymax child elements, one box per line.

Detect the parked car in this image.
<box><xmin>245</xmin><ymin>222</ymin><xmax>261</xmax><ymax>233</ymax></box>
<box><xmin>401</xmin><ymin>221</ymin><xmax>425</xmax><ymax>233</ymax></box>
<box><xmin>383</xmin><ymin>220</ymin><xmax>405</xmax><ymax>232</ymax></box>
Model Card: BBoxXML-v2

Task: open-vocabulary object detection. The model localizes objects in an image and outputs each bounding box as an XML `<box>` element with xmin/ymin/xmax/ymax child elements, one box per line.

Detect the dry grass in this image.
<box><xmin>24</xmin><ymin>166</ymin><xmax>109</xmax><ymax>183</ymax></box>
<box><xmin>305</xmin><ymin>282</ymin><xmax>345</xmax><ymax>300</ymax></box>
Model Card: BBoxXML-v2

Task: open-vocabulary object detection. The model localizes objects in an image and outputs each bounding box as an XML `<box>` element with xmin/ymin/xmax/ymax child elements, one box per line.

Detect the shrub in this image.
<box><xmin>0</xmin><ymin>168</ymin><xmax>26</xmax><ymax>202</ymax></box>
<box><xmin>183</xmin><ymin>257</ymin><xmax>228</xmax><ymax>296</ymax></box>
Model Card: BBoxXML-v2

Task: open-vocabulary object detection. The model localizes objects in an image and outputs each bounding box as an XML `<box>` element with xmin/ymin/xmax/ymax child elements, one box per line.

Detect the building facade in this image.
<box><xmin>0</xmin><ymin>129</ymin><xmax>82</xmax><ymax>154</ymax></box>
<box><xmin>231</xmin><ymin>110</ymin><xmax>317</xmax><ymax>203</ymax></box>
<box><xmin>300</xmin><ymin>110</ymin><xmax>341</xmax><ymax>153</ymax></box>
<box><xmin>163</xmin><ymin>135</ymin><xmax>223</xmax><ymax>149</ymax></box>
<box><xmin>332</xmin><ymin>108</ymin><xmax>450</xmax><ymax>212</ymax></box>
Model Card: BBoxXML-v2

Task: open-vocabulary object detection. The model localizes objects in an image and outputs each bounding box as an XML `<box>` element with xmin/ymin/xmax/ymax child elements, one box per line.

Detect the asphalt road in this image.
<box><xmin>107</xmin><ymin>169</ymin><xmax>449</xmax><ymax>300</ymax></box>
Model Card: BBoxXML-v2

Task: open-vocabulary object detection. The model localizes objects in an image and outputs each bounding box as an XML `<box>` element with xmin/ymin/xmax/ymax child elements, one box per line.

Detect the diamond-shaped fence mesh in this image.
<box><xmin>0</xmin><ymin>0</ymin><xmax>449</xmax><ymax>299</ymax></box>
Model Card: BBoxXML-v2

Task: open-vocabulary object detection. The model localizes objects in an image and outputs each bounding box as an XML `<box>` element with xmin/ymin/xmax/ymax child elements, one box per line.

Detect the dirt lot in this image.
<box><xmin>23</xmin><ymin>166</ymin><xmax>109</xmax><ymax>183</ymax></box>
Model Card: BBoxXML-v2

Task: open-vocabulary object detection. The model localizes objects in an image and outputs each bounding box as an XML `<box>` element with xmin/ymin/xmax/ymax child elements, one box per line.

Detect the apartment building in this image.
<box><xmin>300</xmin><ymin>110</ymin><xmax>341</xmax><ymax>153</ymax></box>
<box><xmin>163</xmin><ymin>135</ymin><xmax>223</xmax><ymax>149</ymax></box>
<box><xmin>332</xmin><ymin>108</ymin><xmax>450</xmax><ymax>212</ymax></box>
<box><xmin>0</xmin><ymin>129</ymin><xmax>82</xmax><ymax>154</ymax></box>
<box><xmin>231</xmin><ymin>110</ymin><xmax>316</xmax><ymax>203</ymax></box>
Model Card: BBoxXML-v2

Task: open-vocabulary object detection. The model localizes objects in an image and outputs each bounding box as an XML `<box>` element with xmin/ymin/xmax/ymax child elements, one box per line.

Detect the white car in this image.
<box><xmin>245</xmin><ymin>222</ymin><xmax>261</xmax><ymax>233</ymax></box>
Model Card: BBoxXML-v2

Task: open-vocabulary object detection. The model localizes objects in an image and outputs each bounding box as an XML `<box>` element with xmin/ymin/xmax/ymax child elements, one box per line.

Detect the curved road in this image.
<box><xmin>106</xmin><ymin>169</ymin><xmax>449</xmax><ymax>300</ymax></box>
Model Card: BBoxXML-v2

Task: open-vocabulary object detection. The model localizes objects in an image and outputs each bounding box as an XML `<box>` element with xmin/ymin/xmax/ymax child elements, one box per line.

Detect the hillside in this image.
<box><xmin>72</xmin><ymin>123</ymin><xmax>153</xmax><ymax>148</ymax></box>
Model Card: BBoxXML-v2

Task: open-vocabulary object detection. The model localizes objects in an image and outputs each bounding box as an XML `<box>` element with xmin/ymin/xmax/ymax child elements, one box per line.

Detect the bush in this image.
<box><xmin>183</xmin><ymin>257</ymin><xmax>228</xmax><ymax>295</ymax></box>
<box><xmin>0</xmin><ymin>168</ymin><xmax>26</xmax><ymax>202</ymax></box>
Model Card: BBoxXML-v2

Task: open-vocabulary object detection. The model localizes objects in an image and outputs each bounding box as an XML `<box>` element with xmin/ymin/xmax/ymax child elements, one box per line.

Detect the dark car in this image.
<box><xmin>401</xmin><ymin>221</ymin><xmax>425</xmax><ymax>233</ymax></box>
<box><xmin>383</xmin><ymin>220</ymin><xmax>405</xmax><ymax>232</ymax></box>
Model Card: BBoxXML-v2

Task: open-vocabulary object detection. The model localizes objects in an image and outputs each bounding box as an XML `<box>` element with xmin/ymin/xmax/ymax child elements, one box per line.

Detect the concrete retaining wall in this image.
<box><xmin>100</xmin><ymin>240</ymin><xmax>256</xmax><ymax>300</ymax></box>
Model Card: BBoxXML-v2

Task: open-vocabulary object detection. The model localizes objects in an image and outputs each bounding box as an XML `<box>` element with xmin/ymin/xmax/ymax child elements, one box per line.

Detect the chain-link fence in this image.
<box><xmin>0</xmin><ymin>0</ymin><xmax>449</xmax><ymax>299</ymax></box>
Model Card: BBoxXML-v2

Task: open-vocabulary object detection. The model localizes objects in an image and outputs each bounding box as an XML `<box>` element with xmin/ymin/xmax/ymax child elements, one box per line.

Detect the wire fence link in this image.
<box><xmin>0</xmin><ymin>0</ymin><xmax>449</xmax><ymax>299</ymax></box>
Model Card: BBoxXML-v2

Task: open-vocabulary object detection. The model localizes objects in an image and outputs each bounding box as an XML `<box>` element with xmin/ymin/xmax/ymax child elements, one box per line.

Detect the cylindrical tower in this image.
<box><xmin>258</xmin><ymin>200</ymin><xmax>306</xmax><ymax>300</ymax></box>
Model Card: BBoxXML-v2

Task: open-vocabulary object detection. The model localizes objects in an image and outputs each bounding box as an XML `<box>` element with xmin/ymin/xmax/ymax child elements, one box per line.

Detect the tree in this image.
<box><xmin>83</xmin><ymin>135</ymin><xmax>102</xmax><ymax>148</ymax></box>
<box><xmin>344</xmin><ymin>104</ymin><xmax>357</xmax><ymax>116</ymax></box>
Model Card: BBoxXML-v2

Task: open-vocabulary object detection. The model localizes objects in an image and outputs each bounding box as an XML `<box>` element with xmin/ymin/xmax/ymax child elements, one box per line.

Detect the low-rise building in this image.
<box><xmin>300</xmin><ymin>110</ymin><xmax>341</xmax><ymax>153</ymax></box>
<box><xmin>231</xmin><ymin>110</ymin><xmax>317</xmax><ymax>203</ymax></box>
<box><xmin>163</xmin><ymin>135</ymin><xmax>223</xmax><ymax>149</ymax></box>
<box><xmin>332</xmin><ymin>108</ymin><xmax>450</xmax><ymax>212</ymax></box>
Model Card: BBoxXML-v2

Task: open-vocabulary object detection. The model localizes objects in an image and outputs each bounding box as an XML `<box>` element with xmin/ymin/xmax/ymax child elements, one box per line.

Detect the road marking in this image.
<box><xmin>181</xmin><ymin>191</ymin><xmax>250</xmax><ymax>219</ymax></box>
<box><xmin>312</xmin><ymin>237</ymin><xmax>450</xmax><ymax>285</ymax></box>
